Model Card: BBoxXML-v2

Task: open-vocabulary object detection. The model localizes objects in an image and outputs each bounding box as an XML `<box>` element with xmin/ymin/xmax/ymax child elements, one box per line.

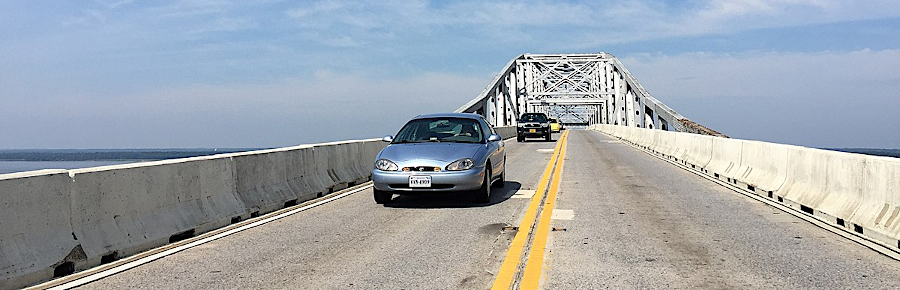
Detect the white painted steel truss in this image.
<box><xmin>456</xmin><ymin>53</ymin><xmax>715</xmax><ymax>134</ymax></box>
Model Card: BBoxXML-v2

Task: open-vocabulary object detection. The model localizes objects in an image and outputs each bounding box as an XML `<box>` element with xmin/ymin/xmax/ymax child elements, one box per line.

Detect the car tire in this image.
<box><xmin>374</xmin><ymin>189</ymin><xmax>392</xmax><ymax>204</ymax></box>
<box><xmin>545</xmin><ymin>133</ymin><xmax>552</xmax><ymax>142</ymax></box>
<box><xmin>474</xmin><ymin>168</ymin><xmax>491</xmax><ymax>203</ymax></box>
<box><xmin>517</xmin><ymin>135</ymin><xmax>524</xmax><ymax>142</ymax></box>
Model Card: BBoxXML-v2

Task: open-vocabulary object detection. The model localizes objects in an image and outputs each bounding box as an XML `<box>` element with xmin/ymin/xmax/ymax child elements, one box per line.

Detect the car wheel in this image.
<box><xmin>545</xmin><ymin>133</ymin><xmax>552</xmax><ymax>142</ymax></box>
<box><xmin>374</xmin><ymin>189</ymin><xmax>392</xmax><ymax>204</ymax></box>
<box><xmin>517</xmin><ymin>135</ymin><xmax>524</xmax><ymax>142</ymax></box>
<box><xmin>474</xmin><ymin>168</ymin><xmax>491</xmax><ymax>203</ymax></box>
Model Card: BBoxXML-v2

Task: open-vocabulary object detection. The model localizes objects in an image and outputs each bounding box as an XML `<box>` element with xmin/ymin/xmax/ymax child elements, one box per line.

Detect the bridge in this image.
<box><xmin>2</xmin><ymin>53</ymin><xmax>899</xmax><ymax>289</ymax></box>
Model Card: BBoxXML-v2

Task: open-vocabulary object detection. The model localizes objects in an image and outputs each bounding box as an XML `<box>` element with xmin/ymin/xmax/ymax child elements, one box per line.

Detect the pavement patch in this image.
<box><xmin>551</xmin><ymin>209</ymin><xmax>575</xmax><ymax>220</ymax></box>
<box><xmin>510</xmin><ymin>189</ymin><xmax>536</xmax><ymax>199</ymax></box>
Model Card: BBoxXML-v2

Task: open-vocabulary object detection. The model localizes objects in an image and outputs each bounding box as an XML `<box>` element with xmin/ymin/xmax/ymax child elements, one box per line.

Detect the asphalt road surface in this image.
<box><xmin>80</xmin><ymin>130</ymin><xmax>900</xmax><ymax>289</ymax></box>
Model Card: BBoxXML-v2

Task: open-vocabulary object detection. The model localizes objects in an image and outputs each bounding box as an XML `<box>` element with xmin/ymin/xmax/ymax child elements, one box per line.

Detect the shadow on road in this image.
<box><xmin>384</xmin><ymin>181</ymin><xmax>522</xmax><ymax>209</ymax></box>
<box><xmin>518</xmin><ymin>132</ymin><xmax>561</xmax><ymax>143</ymax></box>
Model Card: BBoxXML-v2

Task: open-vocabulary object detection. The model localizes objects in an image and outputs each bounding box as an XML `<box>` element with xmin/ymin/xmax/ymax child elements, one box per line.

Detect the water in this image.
<box><xmin>826</xmin><ymin>148</ymin><xmax>900</xmax><ymax>158</ymax></box>
<box><xmin>0</xmin><ymin>160</ymin><xmax>137</xmax><ymax>174</ymax></box>
<box><xmin>0</xmin><ymin>148</ymin><xmax>262</xmax><ymax>175</ymax></box>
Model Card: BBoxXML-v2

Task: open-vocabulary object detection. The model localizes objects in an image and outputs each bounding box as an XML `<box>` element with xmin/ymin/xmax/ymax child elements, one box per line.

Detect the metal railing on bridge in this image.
<box><xmin>455</xmin><ymin>53</ymin><xmax>725</xmax><ymax>137</ymax></box>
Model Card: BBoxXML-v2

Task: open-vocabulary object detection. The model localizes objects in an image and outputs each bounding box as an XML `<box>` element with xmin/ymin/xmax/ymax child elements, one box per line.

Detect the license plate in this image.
<box><xmin>529</xmin><ymin>129</ymin><xmax>536</xmax><ymax>133</ymax></box>
<box><xmin>409</xmin><ymin>176</ymin><xmax>432</xmax><ymax>188</ymax></box>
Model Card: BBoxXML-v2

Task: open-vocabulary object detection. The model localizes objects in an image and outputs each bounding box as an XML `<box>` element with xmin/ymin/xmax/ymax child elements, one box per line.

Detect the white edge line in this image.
<box><xmin>40</xmin><ymin>184</ymin><xmax>373</xmax><ymax>290</ymax></box>
<box><xmin>597</xmin><ymin>130</ymin><xmax>900</xmax><ymax>261</ymax></box>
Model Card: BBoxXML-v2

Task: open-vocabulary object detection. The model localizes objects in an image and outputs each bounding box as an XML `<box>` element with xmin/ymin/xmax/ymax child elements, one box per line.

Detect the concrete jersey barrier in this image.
<box><xmin>592</xmin><ymin>124</ymin><xmax>900</xmax><ymax>255</ymax></box>
<box><xmin>0</xmin><ymin>139</ymin><xmax>387</xmax><ymax>290</ymax></box>
<box><xmin>69</xmin><ymin>156</ymin><xmax>245</xmax><ymax>273</ymax></box>
<box><xmin>494</xmin><ymin>126</ymin><xmax>516</xmax><ymax>140</ymax></box>
<box><xmin>0</xmin><ymin>170</ymin><xmax>78</xmax><ymax>289</ymax></box>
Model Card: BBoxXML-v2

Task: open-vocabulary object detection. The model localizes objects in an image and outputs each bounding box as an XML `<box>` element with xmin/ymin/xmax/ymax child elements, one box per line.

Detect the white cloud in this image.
<box><xmin>5</xmin><ymin>0</ymin><xmax>900</xmax><ymax>148</ymax></box>
<box><xmin>620</xmin><ymin>49</ymin><xmax>900</xmax><ymax>148</ymax></box>
<box><xmin>284</xmin><ymin>0</ymin><xmax>346</xmax><ymax>19</ymax></box>
<box><xmin>0</xmin><ymin>72</ymin><xmax>486</xmax><ymax>148</ymax></box>
<box><xmin>96</xmin><ymin>0</ymin><xmax>135</xmax><ymax>9</ymax></box>
<box><xmin>696</xmin><ymin>0</ymin><xmax>829</xmax><ymax>18</ymax></box>
<box><xmin>62</xmin><ymin>9</ymin><xmax>108</xmax><ymax>26</ymax></box>
<box><xmin>623</xmin><ymin>49</ymin><xmax>900</xmax><ymax>99</ymax></box>
<box><xmin>318</xmin><ymin>35</ymin><xmax>359</xmax><ymax>47</ymax></box>
<box><xmin>584</xmin><ymin>0</ymin><xmax>899</xmax><ymax>46</ymax></box>
<box><xmin>62</xmin><ymin>0</ymin><xmax>137</xmax><ymax>26</ymax></box>
<box><xmin>50</xmin><ymin>0</ymin><xmax>900</xmax><ymax>54</ymax></box>
<box><xmin>274</xmin><ymin>0</ymin><xmax>900</xmax><ymax>48</ymax></box>
<box><xmin>186</xmin><ymin>16</ymin><xmax>258</xmax><ymax>34</ymax></box>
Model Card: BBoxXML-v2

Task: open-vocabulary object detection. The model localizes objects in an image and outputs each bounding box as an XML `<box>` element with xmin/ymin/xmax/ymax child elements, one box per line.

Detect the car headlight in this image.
<box><xmin>375</xmin><ymin>159</ymin><xmax>399</xmax><ymax>171</ymax></box>
<box><xmin>446</xmin><ymin>158</ymin><xmax>476</xmax><ymax>171</ymax></box>
<box><xmin>541</xmin><ymin>122</ymin><xmax>549</xmax><ymax>127</ymax></box>
<box><xmin>517</xmin><ymin>123</ymin><xmax>524</xmax><ymax>128</ymax></box>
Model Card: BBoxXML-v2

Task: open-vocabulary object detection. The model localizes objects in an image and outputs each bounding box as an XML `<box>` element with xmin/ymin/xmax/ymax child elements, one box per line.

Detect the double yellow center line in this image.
<box><xmin>493</xmin><ymin>130</ymin><xmax>569</xmax><ymax>290</ymax></box>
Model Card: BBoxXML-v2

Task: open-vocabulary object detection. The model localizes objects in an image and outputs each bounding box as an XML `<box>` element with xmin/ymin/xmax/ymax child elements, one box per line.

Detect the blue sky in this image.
<box><xmin>1</xmin><ymin>0</ymin><xmax>899</xmax><ymax>148</ymax></box>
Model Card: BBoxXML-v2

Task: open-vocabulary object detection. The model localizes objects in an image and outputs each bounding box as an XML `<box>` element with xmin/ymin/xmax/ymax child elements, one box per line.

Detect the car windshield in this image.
<box><xmin>550</xmin><ymin>118</ymin><xmax>558</xmax><ymax>123</ymax></box>
<box><xmin>520</xmin><ymin>114</ymin><xmax>547</xmax><ymax>122</ymax></box>
<box><xmin>393</xmin><ymin>117</ymin><xmax>484</xmax><ymax>144</ymax></box>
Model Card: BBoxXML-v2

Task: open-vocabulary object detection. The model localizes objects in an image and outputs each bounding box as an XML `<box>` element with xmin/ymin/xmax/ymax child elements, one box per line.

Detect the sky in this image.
<box><xmin>1</xmin><ymin>0</ymin><xmax>899</xmax><ymax>149</ymax></box>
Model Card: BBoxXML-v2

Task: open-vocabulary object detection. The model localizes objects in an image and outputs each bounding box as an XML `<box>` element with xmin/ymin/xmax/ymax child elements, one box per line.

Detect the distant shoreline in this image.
<box><xmin>0</xmin><ymin>148</ymin><xmax>264</xmax><ymax>162</ymax></box>
<box><xmin>825</xmin><ymin>148</ymin><xmax>900</xmax><ymax>158</ymax></box>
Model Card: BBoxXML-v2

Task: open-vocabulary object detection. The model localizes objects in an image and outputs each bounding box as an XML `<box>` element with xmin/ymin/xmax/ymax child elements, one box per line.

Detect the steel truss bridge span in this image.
<box><xmin>456</xmin><ymin>53</ymin><xmax>724</xmax><ymax>136</ymax></box>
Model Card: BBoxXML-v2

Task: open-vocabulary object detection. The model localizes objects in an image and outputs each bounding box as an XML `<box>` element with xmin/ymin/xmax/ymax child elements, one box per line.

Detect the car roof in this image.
<box><xmin>413</xmin><ymin>113</ymin><xmax>484</xmax><ymax>120</ymax></box>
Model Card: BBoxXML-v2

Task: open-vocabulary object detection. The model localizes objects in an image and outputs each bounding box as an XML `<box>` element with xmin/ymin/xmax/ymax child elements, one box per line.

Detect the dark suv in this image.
<box><xmin>517</xmin><ymin>113</ymin><xmax>551</xmax><ymax>142</ymax></box>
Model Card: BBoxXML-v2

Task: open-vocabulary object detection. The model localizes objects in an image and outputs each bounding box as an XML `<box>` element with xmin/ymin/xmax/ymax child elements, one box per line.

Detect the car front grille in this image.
<box><xmin>402</xmin><ymin>166</ymin><xmax>442</xmax><ymax>172</ymax></box>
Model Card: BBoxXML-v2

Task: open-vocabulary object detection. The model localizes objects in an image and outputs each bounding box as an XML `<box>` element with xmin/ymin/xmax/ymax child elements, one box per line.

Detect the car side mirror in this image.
<box><xmin>382</xmin><ymin>135</ymin><xmax>394</xmax><ymax>142</ymax></box>
<box><xmin>487</xmin><ymin>134</ymin><xmax>502</xmax><ymax>142</ymax></box>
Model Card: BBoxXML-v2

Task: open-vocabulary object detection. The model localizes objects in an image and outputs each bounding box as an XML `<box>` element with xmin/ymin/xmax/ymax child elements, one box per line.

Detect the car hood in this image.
<box><xmin>379</xmin><ymin>143</ymin><xmax>486</xmax><ymax>167</ymax></box>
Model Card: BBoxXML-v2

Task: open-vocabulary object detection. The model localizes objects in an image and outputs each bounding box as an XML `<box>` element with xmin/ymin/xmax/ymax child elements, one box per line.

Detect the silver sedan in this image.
<box><xmin>372</xmin><ymin>113</ymin><xmax>506</xmax><ymax>204</ymax></box>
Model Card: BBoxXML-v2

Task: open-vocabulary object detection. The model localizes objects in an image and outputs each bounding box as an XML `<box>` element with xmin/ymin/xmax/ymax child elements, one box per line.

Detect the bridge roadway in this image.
<box><xmin>80</xmin><ymin>130</ymin><xmax>900</xmax><ymax>289</ymax></box>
